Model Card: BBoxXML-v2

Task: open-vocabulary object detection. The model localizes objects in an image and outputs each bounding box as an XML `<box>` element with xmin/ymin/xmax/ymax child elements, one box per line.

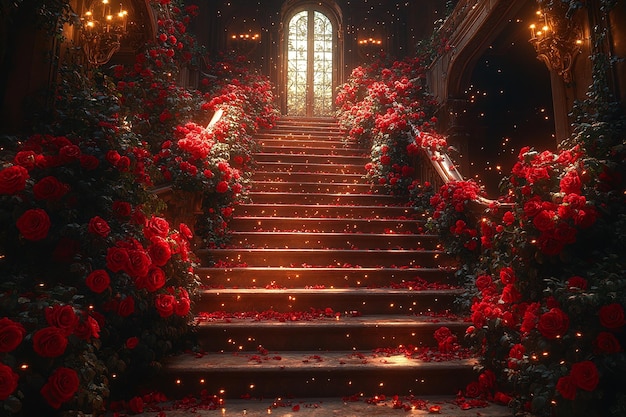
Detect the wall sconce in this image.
<box><xmin>528</xmin><ymin>6</ymin><xmax>583</xmax><ymax>84</ymax></box>
<box><xmin>81</xmin><ymin>0</ymin><xmax>130</xmax><ymax>66</ymax></box>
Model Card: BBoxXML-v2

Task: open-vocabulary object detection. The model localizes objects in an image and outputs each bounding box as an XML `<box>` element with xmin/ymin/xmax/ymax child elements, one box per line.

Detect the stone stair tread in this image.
<box><xmin>165</xmin><ymin>351</ymin><xmax>478</xmax><ymax>372</ymax></box>
<box><xmin>115</xmin><ymin>396</ymin><xmax>514</xmax><ymax>417</ymax></box>
<box><xmin>196</xmin><ymin>314</ymin><xmax>466</xmax><ymax>327</ymax></box>
<box><xmin>200</xmin><ymin>288</ymin><xmax>461</xmax><ymax>296</ymax></box>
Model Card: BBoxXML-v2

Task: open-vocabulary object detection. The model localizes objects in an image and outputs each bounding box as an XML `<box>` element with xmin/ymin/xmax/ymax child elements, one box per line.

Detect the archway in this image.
<box><xmin>281</xmin><ymin>1</ymin><xmax>342</xmax><ymax>117</ymax></box>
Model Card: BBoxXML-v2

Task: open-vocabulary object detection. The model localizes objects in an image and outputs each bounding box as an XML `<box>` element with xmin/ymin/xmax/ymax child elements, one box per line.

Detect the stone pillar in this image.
<box><xmin>439</xmin><ymin>98</ymin><xmax>471</xmax><ymax>178</ymax></box>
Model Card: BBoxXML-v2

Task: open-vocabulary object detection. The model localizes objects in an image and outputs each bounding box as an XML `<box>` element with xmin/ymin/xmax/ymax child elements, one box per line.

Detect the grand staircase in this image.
<box><xmin>158</xmin><ymin>117</ymin><xmax>481</xmax><ymax>404</ymax></box>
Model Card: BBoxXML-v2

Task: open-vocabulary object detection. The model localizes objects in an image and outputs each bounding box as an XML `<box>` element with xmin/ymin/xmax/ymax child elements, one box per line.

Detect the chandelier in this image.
<box><xmin>528</xmin><ymin>6</ymin><xmax>583</xmax><ymax>84</ymax></box>
<box><xmin>81</xmin><ymin>0</ymin><xmax>130</xmax><ymax>66</ymax></box>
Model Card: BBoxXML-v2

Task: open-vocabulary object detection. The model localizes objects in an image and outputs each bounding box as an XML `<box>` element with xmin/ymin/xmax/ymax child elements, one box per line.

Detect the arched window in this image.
<box><xmin>286</xmin><ymin>8</ymin><xmax>335</xmax><ymax>116</ymax></box>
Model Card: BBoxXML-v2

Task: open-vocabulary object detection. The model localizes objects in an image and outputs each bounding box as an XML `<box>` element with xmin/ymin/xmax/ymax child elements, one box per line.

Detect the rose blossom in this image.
<box><xmin>155</xmin><ymin>294</ymin><xmax>176</xmax><ymax>318</ymax></box>
<box><xmin>126</xmin><ymin>249</ymin><xmax>151</xmax><ymax>278</ymax></box>
<box><xmin>88</xmin><ymin>216</ymin><xmax>111</xmax><ymax>238</ymax></box>
<box><xmin>117</xmin><ymin>296</ymin><xmax>135</xmax><ymax>317</ymax></box>
<box><xmin>126</xmin><ymin>337</ymin><xmax>139</xmax><ymax>349</ymax></box>
<box><xmin>598</xmin><ymin>303</ymin><xmax>626</xmax><ymax>329</ymax></box>
<box><xmin>537</xmin><ymin>308</ymin><xmax>569</xmax><ymax>339</ymax></box>
<box><xmin>33</xmin><ymin>176</ymin><xmax>69</xmax><ymax>201</ymax></box>
<box><xmin>556</xmin><ymin>375</ymin><xmax>576</xmax><ymax>400</ymax></box>
<box><xmin>0</xmin><ymin>165</ymin><xmax>29</xmax><ymax>194</ymax></box>
<box><xmin>85</xmin><ymin>270</ymin><xmax>111</xmax><ymax>294</ymax></box>
<box><xmin>0</xmin><ymin>318</ymin><xmax>26</xmax><ymax>352</ymax></box>
<box><xmin>593</xmin><ymin>331</ymin><xmax>622</xmax><ymax>354</ymax></box>
<box><xmin>567</xmin><ymin>276</ymin><xmax>588</xmax><ymax>291</ymax></box>
<box><xmin>45</xmin><ymin>305</ymin><xmax>78</xmax><ymax>335</ymax></box>
<box><xmin>175</xmin><ymin>297</ymin><xmax>191</xmax><ymax>316</ymax></box>
<box><xmin>32</xmin><ymin>326</ymin><xmax>68</xmax><ymax>357</ymax></box>
<box><xmin>106</xmin><ymin>246</ymin><xmax>129</xmax><ymax>272</ymax></box>
<box><xmin>216</xmin><ymin>181</ymin><xmax>229</xmax><ymax>193</ymax></box>
<box><xmin>74</xmin><ymin>315</ymin><xmax>100</xmax><ymax>340</ymax></box>
<box><xmin>0</xmin><ymin>363</ymin><xmax>19</xmax><ymax>400</ymax></box>
<box><xmin>144</xmin><ymin>215</ymin><xmax>170</xmax><ymax>239</ymax></box>
<box><xmin>16</xmin><ymin>208</ymin><xmax>51</xmax><ymax>241</ymax></box>
<box><xmin>148</xmin><ymin>236</ymin><xmax>172</xmax><ymax>266</ymax></box>
<box><xmin>145</xmin><ymin>266</ymin><xmax>166</xmax><ymax>292</ymax></box>
<box><xmin>570</xmin><ymin>361</ymin><xmax>599</xmax><ymax>392</ymax></box>
<box><xmin>40</xmin><ymin>367</ymin><xmax>80</xmax><ymax>409</ymax></box>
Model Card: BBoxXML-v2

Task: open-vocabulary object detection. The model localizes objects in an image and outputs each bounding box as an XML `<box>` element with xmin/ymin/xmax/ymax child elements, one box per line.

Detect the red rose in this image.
<box><xmin>33</xmin><ymin>176</ymin><xmax>69</xmax><ymax>201</ymax></box>
<box><xmin>478</xmin><ymin>370</ymin><xmax>496</xmax><ymax>390</ymax></box>
<box><xmin>499</xmin><ymin>267</ymin><xmax>516</xmax><ymax>285</ymax></box>
<box><xmin>537</xmin><ymin>308</ymin><xmax>569</xmax><ymax>339</ymax></box>
<box><xmin>126</xmin><ymin>249</ymin><xmax>151</xmax><ymax>278</ymax></box>
<box><xmin>32</xmin><ymin>326</ymin><xmax>68</xmax><ymax>357</ymax></box>
<box><xmin>522</xmin><ymin>198</ymin><xmax>542</xmax><ymax>218</ymax></box>
<box><xmin>106</xmin><ymin>150</ymin><xmax>121</xmax><ymax>165</ymax></box>
<box><xmin>0</xmin><ymin>165</ymin><xmax>29</xmax><ymax>194</ymax></box>
<box><xmin>464</xmin><ymin>381</ymin><xmax>482</xmax><ymax>398</ymax></box>
<box><xmin>13</xmin><ymin>150</ymin><xmax>36</xmax><ymax>170</ymax></box>
<box><xmin>559</xmin><ymin>170</ymin><xmax>582</xmax><ymax>194</ymax></box>
<box><xmin>175</xmin><ymin>297</ymin><xmax>191</xmax><ymax>316</ymax></box>
<box><xmin>145</xmin><ymin>266</ymin><xmax>166</xmax><ymax>292</ymax></box>
<box><xmin>155</xmin><ymin>294</ymin><xmax>176</xmax><ymax>318</ymax></box>
<box><xmin>79</xmin><ymin>154</ymin><xmax>99</xmax><ymax>170</ymax></box>
<box><xmin>116</xmin><ymin>156</ymin><xmax>130</xmax><ymax>171</ymax></box>
<box><xmin>106</xmin><ymin>246</ymin><xmax>129</xmax><ymax>273</ymax></box>
<box><xmin>507</xmin><ymin>344</ymin><xmax>525</xmax><ymax>369</ymax></box>
<box><xmin>59</xmin><ymin>144</ymin><xmax>81</xmax><ymax>161</ymax></box>
<box><xmin>599</xmin><ymin>303</ymin><xmax>626</xmax><ymax>329</ymax></box>
<box><xmin>112</xmin><ymin>201</ymin><xmax>132</xmax><ymax>218</ymax></box>
<box><xmin>128</xmin><ymin>396</ymin><xmax>144</xmax><ymax>414</ymax></box>
<box><xmin>45</xmin><ymin>305</ymin><xmax>78</xmax><ymax>335</ymax></box>
<box><xmin>553</xmin><ymin>222</ymin><xmax>577</xmax><ymax>244</ymax></box>
<box><xmin>126</xmin><ymin>337</ymin><xmax>139</xmax><ymax>349</ymax></box>
<box><xmin>0</xmin><ymin>318</ymin><xmax>25</xmax><ymax>352</ymax></box>
<box><xmin>40</xmin><ymin>367</ymin><xmax>79</xmax><ymax>409</ymax></box>
<box><xmin>148</xmin><ymin>236</ymin><xmax>172</xmax><ymax>266</ymax></box>
<box><xmin>501</xmin><ymin>284</ymin><xmax>521</xmax><ymax>304</ymax></box>
<box><xmin>216</xmin><ymin>181</ymin><xmax>229</xmax><ymax>193</ymax></box>
<box><xmin>567</xmin><ymin>276</ymin><xmax>588</xmax><ymax>291</ymax></box>
<box><xmin>117</xmin><ymin>296</ymin><xmax>135</xmax><ymax>317</ymax></box>
<box><xmin>493</xmin><ymin>392</ymin><xmax>512</xmax><ymax>405</ymax></box>
<box><xmin>16</xmin><ymin>208</ymin><xmax>51</xmax><ymax>241</ymax></box>
<box><xmin>0</xmin><ymin>363</ymin><xmax>19</xmax><ymax>400</ymax></box>
<box><xmin>88</xmin><ymin>216</ymin><xmax>111</xmax><ymax>238</ymax></box>
<box><xmin>594</xmin><ymin>331</ymin><xmax>622</xmax><ymax>354</ymax></box>
<box><xmin>556</xmin><ymin>375</ymin><xmax>576</xmax><ymax>400</ymax></box>
<box><xmin>570</xmin><ymin>361</ymin><xmax>599</xmax><ymax>392</ymax></box>
<box><xmin>475</xmin><ymin>274</ymin><xmax>493</xmax><ymax>292</ymax></box>
<box><xmin>144</xmin><ymin>216</ymin><xmax>170</xmax><ymax>239</ymax></box>
<box><xmin>74</xmin><ymin>315</ymin><xmax>100</xmax><ymax>340</ymax></box>
<box><xmin>532</xmin><ymin>210</ymin><xmax>556</xmax><ymax>232</ymax></box>
<box><xmin>85</xmin><ymin>270</ymin><xmax>110</xmax><ymax>294</ymax></box>
<box><xmin>537</xmin><ymin>232</ymin><xmax>565</xmax><ymax>256</ymax></box>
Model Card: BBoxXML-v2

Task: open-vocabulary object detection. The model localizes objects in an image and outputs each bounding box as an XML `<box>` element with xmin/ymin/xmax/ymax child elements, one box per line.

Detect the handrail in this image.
<box><xmin>407</xmin><ymin>121</ymin><xmax>509</xmax><ymax>210</ymax></box>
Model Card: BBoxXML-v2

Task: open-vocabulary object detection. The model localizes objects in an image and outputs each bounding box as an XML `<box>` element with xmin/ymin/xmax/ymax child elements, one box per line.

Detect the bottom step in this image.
<box><xmin>153</xmin><ymin>351</ymin><xmax>479</xmax><ymax>399</ymax></box>
<box><xmin>106</xmin><ymin>396</ymin><xmax>514</xmax><ymax>416</ymax></box>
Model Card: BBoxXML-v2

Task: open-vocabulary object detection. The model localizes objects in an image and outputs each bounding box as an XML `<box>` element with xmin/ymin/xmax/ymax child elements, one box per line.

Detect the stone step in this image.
<box><xmin>250</xmin><ymin>181</ymin><xmax>381</xmax><ymax>194</ymax></box>
<box><xmin>255</xmin><ymin>137</ymin><xmax>356</xmax><ymax>149</ymax></box>
<box><xmin>116</xmin><ymin>396</ymin><xmax>514</xmax><ymax>417</ymax></box>
<box><xmin>196</xmin><ymin>288</ymin><xmax>460</xmax><ymax>315</ymax></box>
<box><xmin>198</xmin><ymin>248</ymin><xmax>450</xmax><ymax>268</ymax></box>
<box><xmin>194</xmin><ymin>315</ymin><xmax>468</xmax><ymax>351</ymax></box>
<box><xmin>228</xmin><ymin>231</ymin><xmax>439</xmax><ymax>250</ymax></box>
<box><xmin>157</xmin><ymin>351</ymin><xmax>478</xmax><ymax>399</ymax></box>
<box><xmin>258</xmin><ymin>145</ymin><xmax>366</xmax><ymax>157</ymax></box>
<box><xmin>251</xmin><ymin>171</ymin><xmax>365</xmax><ymax>184</ymax></box>
<box><xmin>255</xmin><ymin>132</ymin><xmax>345</xmax><ymax>143</ymax></box>
<box><xmin>198</xmin><ymin>266</ymin><xmax>456</xmax><ymax>288</ymax></box>
<box><xmin>227</xmin><ymin>216</ymin><xmax>424</xmax><ymax>233</ymax></box>
<box><xmin>234</xmin><ymin>203</ymin><xmax>420</xmax><ymax>219</ymax></box>
<box><xmin>254</xmin><ymin>153</ymin><xmax>369</xmax><ymax>166</ymax></box>
<box><xmin>247</xmin><ymin>192</ymin><xmax>400</xmax><ymax>205</ymax></box>
<box><xmin>253</xmin><ymin>161</ymin><xmax>364</xmax><ymax>174</ymax></box>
